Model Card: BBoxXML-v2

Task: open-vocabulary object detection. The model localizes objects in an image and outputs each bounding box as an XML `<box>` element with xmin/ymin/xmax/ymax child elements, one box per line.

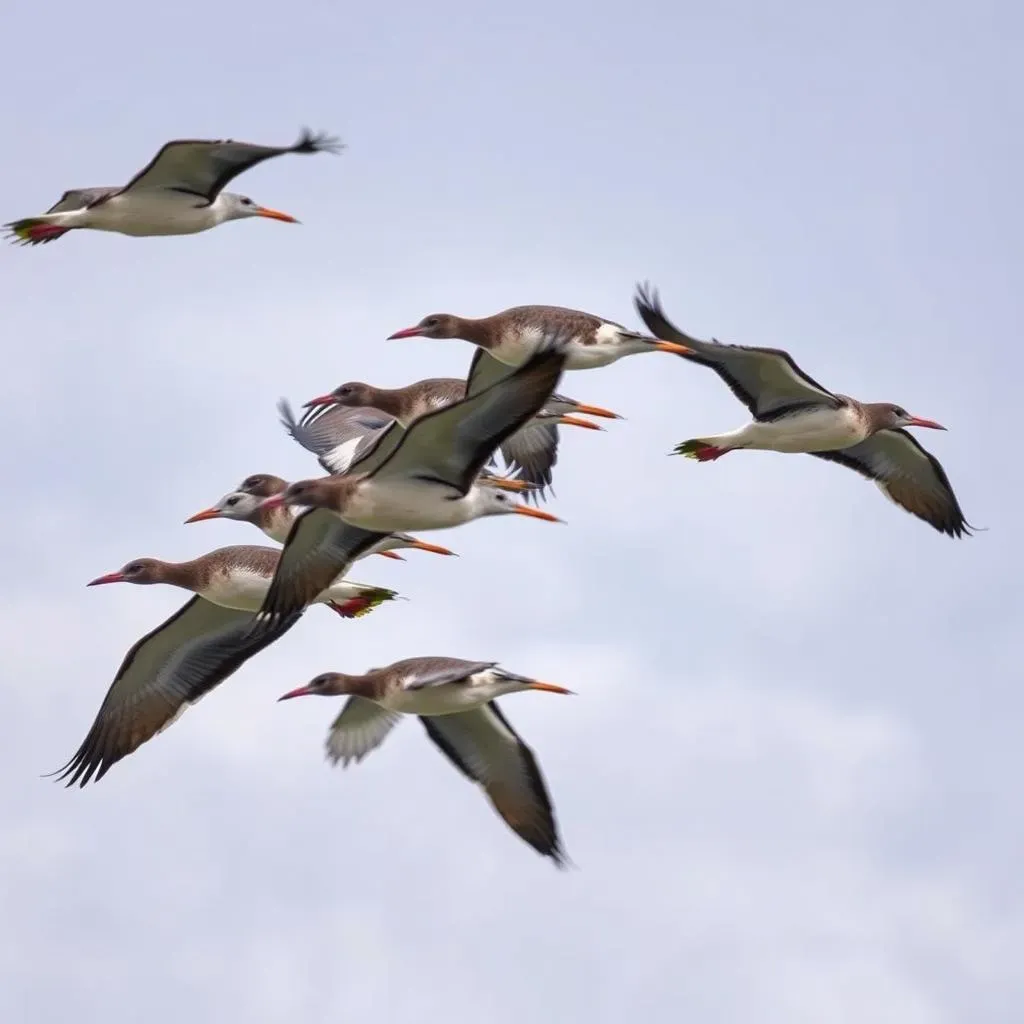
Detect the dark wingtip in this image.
<box><xmin>294</xmin><ymin>127</ymin><xmax>345</xmax><ymax>155</ymax></box>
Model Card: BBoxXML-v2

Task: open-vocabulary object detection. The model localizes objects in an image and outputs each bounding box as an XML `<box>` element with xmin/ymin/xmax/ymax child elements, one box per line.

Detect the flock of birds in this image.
<box><xmin>9</xmin><ymin>129</ymin><xmax>974</xmax><ymax>867</ymax></box>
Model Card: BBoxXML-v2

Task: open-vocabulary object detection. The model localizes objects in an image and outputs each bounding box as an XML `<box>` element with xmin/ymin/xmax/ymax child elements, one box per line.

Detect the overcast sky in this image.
<box><xmin>1</xmin><ymin>1</ymin><xmax>1020</xmax><ymax>1022</ymax></box>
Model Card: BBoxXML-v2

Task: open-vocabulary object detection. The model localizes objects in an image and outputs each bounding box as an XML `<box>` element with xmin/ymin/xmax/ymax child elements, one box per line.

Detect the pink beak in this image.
<box><xmin>87</xmin><ymin>572</ymin><xmax>125</xmax><ymax>586</ymax></box>
<box><xmin>303</xmin><ymin>394</ymin><xmax>337</xmax><ymax>409</ymax></box>
<box><xmin>259</xmin><ymin>494</ymin><xmax>287</xmax><ymax>511</ymax></box>
<box><xmin>387</xmin><ymin>326</ymin><xmax>425</xmax><ymax>339</ymax></box>
<box><xmin>906</xmin><ymin>416</ymin><xmax>946</xmax><ymax>430</ymax></box>
<box><xmin>277</xmin><ymin>685</ymin><xmax>315</xmax><ymax>702</ymax></box>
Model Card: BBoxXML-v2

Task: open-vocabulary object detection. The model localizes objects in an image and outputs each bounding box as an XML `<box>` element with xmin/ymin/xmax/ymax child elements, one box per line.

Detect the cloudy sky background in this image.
<box><xmin>1</xmin><ymin>1</ymin><xmax>1020</xmax><ymax>1021</ymax></box>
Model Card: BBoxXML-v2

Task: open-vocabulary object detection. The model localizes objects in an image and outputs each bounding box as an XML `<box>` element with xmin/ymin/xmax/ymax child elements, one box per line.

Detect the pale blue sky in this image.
<box><xmin>1</xmin><ymin>1</ymin><xmax>1020</xmax><ymax>1022</ymax></box>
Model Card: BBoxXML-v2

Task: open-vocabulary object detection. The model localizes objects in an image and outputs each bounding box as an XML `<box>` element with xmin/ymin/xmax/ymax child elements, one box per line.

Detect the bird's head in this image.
<box><xmin>478</xmin><ymin>488</ymin><xmax>564</xmax><ymax>522</ymax></box>
<box><xmin>387</xmin><ymin>313</ymin><xmax>465</xmax><ymax>340</ymax></box>
<box><xmin>222</xmin><ymin>193</ymin><xmax>299</xmax><ymax>224</ymax></box>
<box><xmin>873</xmin><ymin>403</ymin><xmax>947</xmax><ymax>432</ymax></box>
<box><xmin>184</xmin><ymin>490</ymin><xmax>260</xmax><ymax>525</ymax></box>
<box><xmin>277</xmin><ymin>672</ymin><xmax>358</xmax><ymax>701</ymax></box>
<box><xmin>86</xmin><ymin>557</ymin><xmax>168</xmax><ymax>587</ymax></box>
<box><xmin>303</xmin><ymin>381</ymin><xmax>376</xmax><ymax>410</ymax></box>
<box><xmin>260</xmin><ymin>477</ymin><xmax>339</xmax><ymax>512</ymax></box>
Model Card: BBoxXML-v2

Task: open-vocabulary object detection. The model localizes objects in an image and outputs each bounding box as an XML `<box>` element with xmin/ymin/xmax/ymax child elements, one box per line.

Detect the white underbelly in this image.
<box><xmin>744</xmin><ymin>407</ymin><xmax>865</xmax><ymax>452</ymax></box>
<box><xmin>384</xmin><ymin>686</ymin><xmax>488</xmax><ymax>716</ymax></box>
<box><xmin>199</xmin><ymin>570</ymin><xmax>270</xmax><ymax>611</ymax></box>
<box><xmin>343</xmin><ymin>479</ymin><xmax>471</xmax><ymax>532</ymax></box>
<box><xmin>84</xmin><ymin>193</ymin><xmax>215</xmax><ymax>236</ymax></box>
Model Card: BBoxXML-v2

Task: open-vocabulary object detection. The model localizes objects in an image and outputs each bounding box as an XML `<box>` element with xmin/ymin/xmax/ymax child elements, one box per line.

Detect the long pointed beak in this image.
<box><xmin>87</xmin><ymin>572</ymin><xmax>125</xmax><ymax>587</ymax></box>
<box><xmin>485</xmin><ymin>476</ymin><xmax>534</xmax><ymax>493</ymax></box>
<box><xmin>527</xmin><ymin>681</ymin><xmax>576</xmax><ymax>695</ymax></box>
<box><xmin>375</xmin><ymin>550</ymin><xmax>406</xmax><ymax>560</ymax></box>
<box><xmin>183</xmin><ymin>507</ymin><xmax>221</xmax><ymax>524</ymax></box>
<box><xmin>259</xmin><ymin>494</ymin><xmax>287</xmax><ymax>511</ymax></box>
<box><xmin>255</xmin><ymin>206</ymin><xmax>299</xmax><ymax>224</ymax></box>
<box><xmin>387</xmin><ymin>325</ymin><xmax>425</xmax><ymax>339</ymax></box>
<box><xmin>558</xmin><ymin>414</ymin><xmax>603</xmax><ymax>431</ymax></box>
<box><xmin>906</xmin><ymin>416</ymin><xmax>947</xmax><ymax>430</ymax></box>
<box><xmin>406</xmin><ymin>538</ymin><xmax>457</xmax><ymax>556</ymax></box>
<box><xmin>303</xmin><ymin>394</ymin><xmax>337</xmax><ymax>409</ymax></box>
<box><xmin>512</xmin><ymin>505</ymin><xmax>564</xmax><ymax>523</ymax></box>
<box><xmin>277</xmin><ymin>685</ymin><xmax>315</xmax><ymax>702</ymax></box>
<box><xmin>571</xmin><ymin>403</ymin><xmax>622</xmax><ymax>420</ymax></box>
<box><xmin>653</xmin><ymin>339</ymin><xmax>694</xmax><ymax>356</ymax></box>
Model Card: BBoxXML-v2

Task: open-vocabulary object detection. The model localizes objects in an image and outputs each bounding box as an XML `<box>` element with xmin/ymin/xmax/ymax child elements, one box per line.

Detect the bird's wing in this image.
<box><xmin>497</xmin><ymin>420</ymin><xmax>560</xmax><ymax>498</ymax></box>
<box><xmin>634</xmin><ymin>283</ymin><xmax>841</xmax><ymax>420</ymax></box>
<box><xmin>252</xmin><ymin>510</ymin><xmax>389</xmax><ymax>631</ymax></box>
<box><xmin>279</xmin><ymin>399</ymin><xmax>392</xmax><ymax>475</ymax></box>
<box><xmin>465</xmin><ymin>347</ymin><xmax>518</xmax><ymax>397</ymax></box>
<box><xmin>808</xmin><ymin>429</ymin><xmax>973</xmax><ymax>537</ymax></box>
<box><xmin>45</xmin><ymin>187</ymin><xmax>121</xmax><ymax>213</ymax></box>
<box><xmin>117</xmin><ymin>128</ymin><xmax>343</xmax><ymax>201</ymax></box>
<box><xmin>372</xmin><ymin>330</ymin><xmax>571</xmax><ymax>493</ymax></box>
<box><xmin>324</xmin><ymin>696</ymin><xmax>403</xmax><ymax>767</ymax></box>
<box><xmin>419</xmin><ymin>702</ymin><xmax>566</xmax><ymax>865</ymax></box>
<box><xmin>400</xmin><ymin>658</ymin><xmax>498</xmax><ymax>690</ymax></box>
<box><xmin>52</xmin><ymin>597</ymin><xmax>301</xmax><ymax>787</ymax></box>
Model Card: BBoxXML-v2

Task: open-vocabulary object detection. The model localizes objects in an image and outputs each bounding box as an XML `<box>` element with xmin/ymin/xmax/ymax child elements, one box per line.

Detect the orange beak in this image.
<box><xmin>255</xmin><ymin>206</ymin><xmax>299</xmax><ymax>224</ymax></box>
<box><xmin>654</xmin><ymin>339</ymin><xmax>694</xmax><ymax>356</ymax></box>
<box><xmin>484</xmin><ymin>476</ymin><xmax>534</xmax><ymax>493</ymax></box>
<box><xmin>405</xmin><ymin>538</ymin><xmax>457</xmax><ymax>556</ymax></box>
<box><xmin>375</xmin><ymin>550</ymin><xmax>406</xmax><ymax>560</ymax></box>
<box><xmin>183</xmin><ymin>507</ymin><xmax>221</xmax><ymax>524</ymax></box>
<box><xmin>571</xmin><ymin>403</ymin><xmax>621</xmax><ymax>420</ymax></box>
<box><xmin>526</xmin><ymin>681</ymin><xmax>576</xmax><ymax>695</ymax></box>
<box><xmin>558</xmin><ymin>414</ymin><xmax>603</xmax><ymax>431</ymax></box>
<box><xmin>512</xmin><ymin>505</ymin><xmax>563</xmax><ymax>523</ymax></box>
<box><xmin>906</xmin><ymin>416</ymin><xmax>946</xmax><ymax>430</ymax></box>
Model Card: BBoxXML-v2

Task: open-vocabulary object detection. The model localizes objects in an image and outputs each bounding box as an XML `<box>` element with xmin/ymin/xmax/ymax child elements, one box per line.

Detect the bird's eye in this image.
<box><xmin>125</xmin><ymin>563</ymin><xmax>143</xmax><ymax>574</ymax></box>
<box><xmin>894</xmin><ymin>406</ymin><xmax>907</xmax><ymax>418</ymax></box>
<box><xmin>241</xmin><ymin>197</ymin><xmax>253</xmax><ymax>206</ymax></box>
<box><xmin>226</xmin><ymin>496</ymin><xmax>240</xmax><ymax>507</ymax></box>
<box><xmin>425</xmin><ymin>316</ymin><xmax>440</xmax><ymax>327</ymax></box>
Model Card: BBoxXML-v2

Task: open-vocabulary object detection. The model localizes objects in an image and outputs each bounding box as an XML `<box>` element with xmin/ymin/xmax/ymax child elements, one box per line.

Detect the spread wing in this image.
<box><xmin>420</xmin><ymin>702</ymin><xmax>567</xmax><ymax>865</ymax></box>
<box><xmin>324</xmin><ymin>696</ymin><xmax>404</xmax><ymax>767</ymax></box>
<box><xmin>117</xmin><ymin>128</ymin><xmax>343</xmax><ymax>201</ymax></box>
<box><xmin>372</xmin><ymin>332</ymin><xmax>570</xmax><ymax>494</ymax></box>
<box><xmin>251</xmin><ymin>510</ymin><xmax>389</xmax><ymax>631</ymax></box>
<box><xmin>809</xmin><ymin>430</ymin><xmax>973</xmax><ymax>537</ymax></box>
<box><xmin>279</xmin><ymin>399</ymin><xmax>393</xmax><ymax>475</ymax></box>
<box><xmin>498</xmin><ymin>420</ymin><xmax>561</xmax><ymax>498</ymax></box>
<box><xmin>634</xmin><ymin>283</ymin><xmax>840</xmax><ymax>420</ymax></box>
<box><xmin>51</xmin><ymin>597</ymin><xmax>301</xmax><ymax>787</ymax></box>
<box><xmin>45</xmin><ymin>187</ymin><xmax>121</xmax><ymax>213</ymax></box>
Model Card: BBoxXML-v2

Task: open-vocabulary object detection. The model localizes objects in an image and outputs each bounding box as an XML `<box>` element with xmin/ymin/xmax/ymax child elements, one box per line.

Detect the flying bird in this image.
<box><xmin>6</xmin><ymin>127</ymin><xmax>342</xmax><ymax>245</ymax></box>
<box><xmin>278</xmin><ymin>656</ymin><xmax>572</xmax><ymax>865</ymax></box>
<box><xmin>301</xmin><ymin>375</ymin><xmax>618</xmax><ymax>498</ymax></box>
<box><xmin>251</xmin><ymin>332</ymin><xmax>573</xmax><ymax>632</ymax></box>
<box><xmin>184</xmin><ymin>473</ymin><xmax>457</xmax><ymax>559</ymax></box>
<box><xmin>634</xmin><ymin>284</ymin><xmax>973</xmax><ymax>537</ymax></box>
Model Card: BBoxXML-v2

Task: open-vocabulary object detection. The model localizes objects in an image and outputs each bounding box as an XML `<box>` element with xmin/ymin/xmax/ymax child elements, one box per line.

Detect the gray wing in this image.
<box><xmin>634</xmin><ymin>283</ymin><xmax>841</xmax><ymax>420</ymax></box>
<box><xmin>809</xmin><ymin>430</ymin><xmax>973</xmax><ymax>538</ymax></box>
<box><xmin>278</xmin><ymin>399</ymin><xmax>392</xmax><ymax>475</ymax></box>
<box><xmin>45</xmin><ymin>187</ymin><xmax>120</xmax><ymax>213</ymax></box>
<box><xmin>324</xmin><ymin>696</ymin><xmax>403</xmax><ymax>767</ymax></box>
<box><xmin>52</xmin><ymin>597</ymin><xmax>301</xmax><ymax>787</ymax></box>
<box><xmin>397</xmin><ymin>657</ymin><xmax>498</xmax><ymax>690</ymax></box>
<box><xmin>117</xmin><ymin>128</ymin><xmax>343</xmax><ymax>201</ymax></box>
<box><xmin>373</xmin><ymin>332</ymin><xmax>571</xmax><ymax>493</ymax></box>
<box><xmin>252</xmin><ymin>510</ymin><xmax>389</xmax><ymax>631</ymax></box>
<box><xmin>419</xmin><ymin>703</ymin><xmax>567</xmax><ymax>865</ymax></box>
<box><xmin>465</xmin><ymin>347</ymin><xmax>519</xmax><ymax>397</ymax></box>
<box><xmin>498</xmin><ymin>420</ymin><xmax>561</xmax><ymax>498</ymax></box>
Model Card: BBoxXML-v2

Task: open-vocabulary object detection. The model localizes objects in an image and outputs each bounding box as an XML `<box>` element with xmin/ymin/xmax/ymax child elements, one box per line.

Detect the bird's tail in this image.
<box><xmin>4</xmin><ymin>216</ymin><xmax>71</xmax><ymax>246</ymax></box>
<box><xmin>328</xmin><ymin>587</ymin><xmax>400</xmax><ymax>619</ymax></box>
<box><xmin>673</xmin><ymin>438</ymin><xmax>730</xmax><ymax>461</ymax></box>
